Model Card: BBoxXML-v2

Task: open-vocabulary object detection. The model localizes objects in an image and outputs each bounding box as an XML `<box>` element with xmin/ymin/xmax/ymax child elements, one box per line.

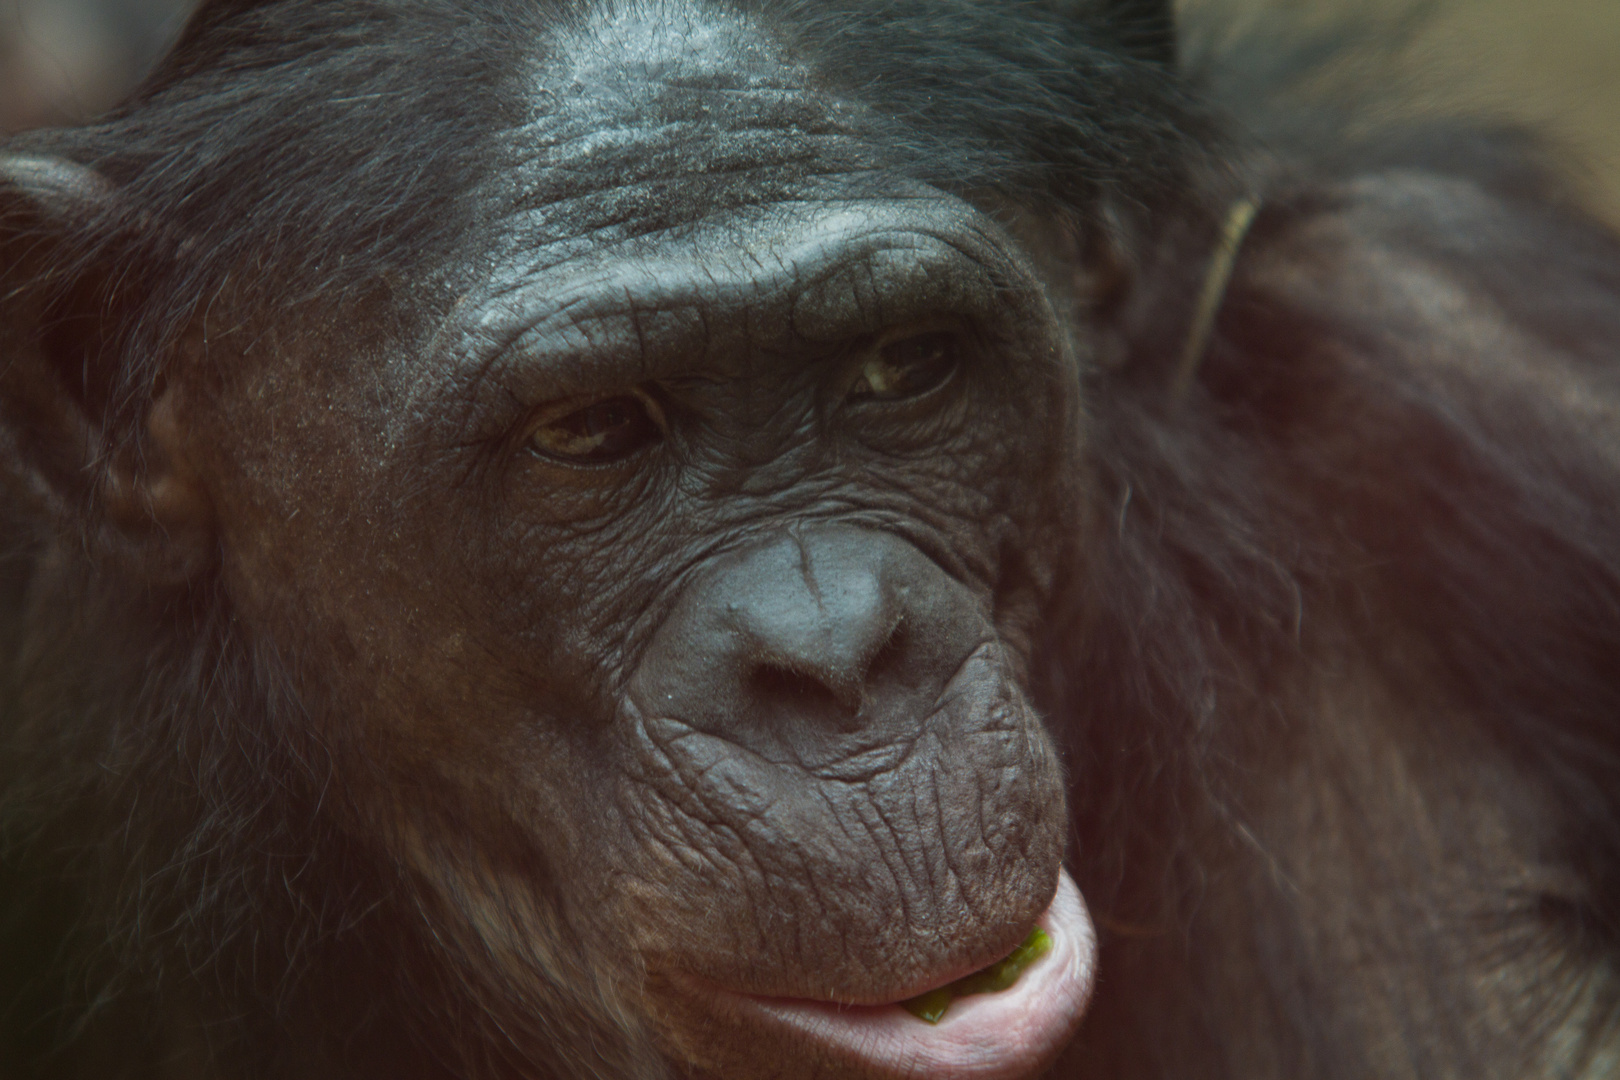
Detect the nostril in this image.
<box><xmin>743</xmin><ymin>614</ymin><xmax>909</xmax><ymax>732</ymax></box>
<box><xmin>747</xmin><ymin>662</ymin><xmax>864</xmax><ymax>728</ymax></box>
<box><xmin>631</xmin><ymin>530</ymin><xmax>989</xmax><ymax>752</ymax></box>
<box><xmin>863</xmin><ymin>618</ymin><xmax>908</xmax><ymax>691</ymax></box>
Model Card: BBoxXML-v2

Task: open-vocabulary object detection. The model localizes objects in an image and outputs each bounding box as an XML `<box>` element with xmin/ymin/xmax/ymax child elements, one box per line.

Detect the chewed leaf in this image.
<box><xmin>900</xmin><ymin>927</ymin><xmax>1053</xmax><ymax>1024</ymax></box>
<box><xmin>902</xmin><ymin>988</ymin><xmax>954</xmax><ymax>1024</ymax></box>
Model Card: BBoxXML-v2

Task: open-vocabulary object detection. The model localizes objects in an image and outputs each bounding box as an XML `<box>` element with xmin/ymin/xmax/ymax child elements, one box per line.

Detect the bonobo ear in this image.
<box><xmin>0</xmin><ymin>155</ymin><xmax>214</xmax><ymax>579</ymax></box>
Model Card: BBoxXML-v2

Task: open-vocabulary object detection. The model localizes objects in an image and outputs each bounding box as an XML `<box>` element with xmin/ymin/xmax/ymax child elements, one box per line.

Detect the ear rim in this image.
<box><xmin>1</xmin><ymin>155</ymin><xmax>117</xmax><ymax>212</ymax></box>
<box><xmin>0</xmin><ymin>155</ymin><xmax>110</xmax><ymax>523</ymax></box>
<box><xmin>1</xmin><ymin>153</ymin><xmax>216</xmax><ymax>579</ymax></box>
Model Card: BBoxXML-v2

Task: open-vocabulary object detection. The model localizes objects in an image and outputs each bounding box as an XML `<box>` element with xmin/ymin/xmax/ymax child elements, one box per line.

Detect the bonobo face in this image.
<box><xmin>178</xmin><ymin>6</ymin><xmax>1093</xmax><ymax>1078</ymax></box>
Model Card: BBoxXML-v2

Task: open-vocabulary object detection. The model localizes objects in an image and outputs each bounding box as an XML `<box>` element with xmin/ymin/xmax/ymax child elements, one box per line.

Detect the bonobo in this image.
<box><xmin>1</xmin><ymin>0</ymin><xmax>1618</xmax><ymax>1078</ymax></box>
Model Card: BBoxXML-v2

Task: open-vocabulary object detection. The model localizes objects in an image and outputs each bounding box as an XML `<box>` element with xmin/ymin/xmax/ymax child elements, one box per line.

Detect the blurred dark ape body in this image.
<box><xmin>1</xmin><ymin>0</ymin><xmax>1617</xmax><ymax>1078</ymax></box>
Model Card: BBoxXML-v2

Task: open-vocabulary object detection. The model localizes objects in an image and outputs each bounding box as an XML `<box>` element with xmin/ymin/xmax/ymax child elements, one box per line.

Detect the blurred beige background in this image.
<box><xmin>0</xmin><ymin>0</ymin><xmax>190</xmax><ymax>132</ymax></box>
<box><xmin>2</xmin><ymin>0</ymin><xmax>1618</xmax><ymax>217</ymax></box>
<box><xmin>1201</xmin><ymin>0</ymin><xmax>1620</xmax><ymax>221</ymax></box>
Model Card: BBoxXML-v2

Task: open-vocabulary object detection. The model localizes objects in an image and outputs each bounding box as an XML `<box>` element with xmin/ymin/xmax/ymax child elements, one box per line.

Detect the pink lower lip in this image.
<box><xmin>735</xmin><ymin>870</ymin><xmax>1097</xmax><ymax>1080</ymax></box>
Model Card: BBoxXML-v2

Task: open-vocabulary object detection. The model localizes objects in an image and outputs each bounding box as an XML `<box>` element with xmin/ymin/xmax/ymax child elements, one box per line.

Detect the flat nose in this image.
<box><xmin>727</xmin><ymin>533</ymin><xmax>900</xmax><ymax>715</ymax></box>
<box><xmin>629</xmin><ymin>527</ymin><xmax>988</xmax><ymax>755</ymax></box>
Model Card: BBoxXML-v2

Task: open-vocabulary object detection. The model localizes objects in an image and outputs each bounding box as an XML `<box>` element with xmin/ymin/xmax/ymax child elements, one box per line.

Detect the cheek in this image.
<box><xmin>200</xmin><ymin>441</ymin><xmax>510</xmax><ymax>778</ymax></box>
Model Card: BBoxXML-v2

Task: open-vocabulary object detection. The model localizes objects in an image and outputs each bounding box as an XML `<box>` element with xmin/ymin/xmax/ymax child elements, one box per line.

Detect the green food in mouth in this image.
<box><xmin>901</xmin><ymin>926</ymin><xmax>1053</xmax><ymax>1024</ymax></box>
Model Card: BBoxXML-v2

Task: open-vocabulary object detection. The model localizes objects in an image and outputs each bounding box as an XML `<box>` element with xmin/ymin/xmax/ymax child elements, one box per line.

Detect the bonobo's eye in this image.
<box><xmin>528</xmin><ymin>391</ymin><xmax>664</xmax><ymax>465</ymax></box>
<box><xmin>849</xmin><ymin>330</ymin><xmax>961</xmax><ymax>402</ymax></box>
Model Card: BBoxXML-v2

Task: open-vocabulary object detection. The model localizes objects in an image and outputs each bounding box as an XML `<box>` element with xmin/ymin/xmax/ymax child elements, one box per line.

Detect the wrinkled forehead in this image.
<box><xmin>401</xmin><ymin>1</ymin><xmax>1060</xmax><ymax>401</ymax></box>
<box><xmin>501</xmin><ymin>0</ymin><xmax>893</xmax><ymax>243</ymax></box>
<box><xmin>553</xmin><ymin>0</ymin><xmax>795</xmax><ymax>87</ymax></box>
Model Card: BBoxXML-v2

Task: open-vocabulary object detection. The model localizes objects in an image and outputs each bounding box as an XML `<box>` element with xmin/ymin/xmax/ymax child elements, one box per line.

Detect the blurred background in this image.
<box><xmin>1</xmin><ymin>0</ymin><xmax>1618</xmax><ymax>217</ymax></box>
<box><xmin>0</xmin><ymin>0</ymin><xmax>191</xmax><ymax>132</ymax></box>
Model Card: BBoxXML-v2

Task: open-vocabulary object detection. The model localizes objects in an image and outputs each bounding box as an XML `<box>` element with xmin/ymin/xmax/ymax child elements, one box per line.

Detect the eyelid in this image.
<box><xmin>526</xmin><ymin>385</ymin><xmax>668</xmax><ymax>432</ymax></box>
<box><xmin>872</xmin><ymin>320</ymin><xmax>962</xmax><ymax>348</ymax></box>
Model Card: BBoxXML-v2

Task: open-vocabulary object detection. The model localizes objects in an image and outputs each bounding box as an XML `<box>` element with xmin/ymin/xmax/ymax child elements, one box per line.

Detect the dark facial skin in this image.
<box><xmin>146</xmin><ymin>12</ymin><xmax>1090</xmax><ymax>1074</ymax></box>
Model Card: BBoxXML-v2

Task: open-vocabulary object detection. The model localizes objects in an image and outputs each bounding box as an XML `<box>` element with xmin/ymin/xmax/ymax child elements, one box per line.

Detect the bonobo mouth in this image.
<box><xmin>713</xmin><ymin>871</ymin><xmax>1096</xmax><ymax>1080</ymax></box>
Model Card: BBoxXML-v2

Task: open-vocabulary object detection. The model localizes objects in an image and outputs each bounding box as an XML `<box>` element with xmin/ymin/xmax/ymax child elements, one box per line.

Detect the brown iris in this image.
<box><xmin>849</xmin><ymin>330</ymin><xmax>960</xmax><ymax>401</ymax></box>
<box><xmin>530</xmin><ymin>394</ymin><xmax>661</xmax><ymax>464</ymax></box>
